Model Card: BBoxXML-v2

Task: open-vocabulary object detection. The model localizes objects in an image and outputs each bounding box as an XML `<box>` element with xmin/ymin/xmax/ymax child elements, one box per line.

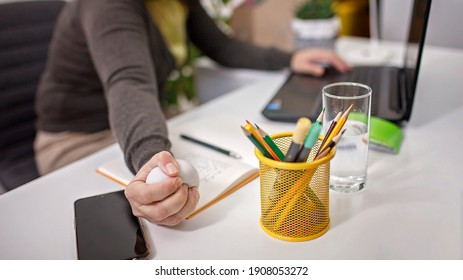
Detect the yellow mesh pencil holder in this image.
<box><xmin>255</xmin><ymin>132</ymin><xmax>335</xmax><ymax>242</ymax></box>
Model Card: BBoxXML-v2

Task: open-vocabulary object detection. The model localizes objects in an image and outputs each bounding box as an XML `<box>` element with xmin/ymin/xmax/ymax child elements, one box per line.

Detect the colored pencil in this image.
<box><xmin>244</xmin><ymin>121</ymin><xmax>280</xmax><ymax>161</ymax></box>
<box><xmin>254</xmin><ymin>124</ymin><xmax>285</xmax><ymax>161</ymax></box>
<box><xmin>314</xmin><ymin>129</ymin><xmax>346</xmax><ymax>160</ymax></box>
<box><xmin>317</xmin><ymin>111</ymin><xmax>342</xmax><ymax>157</ymax></box>
<box><xmin>241</xmin><ymin>126</ymin><xmax>270</xmax><ymax>158</ymax></box>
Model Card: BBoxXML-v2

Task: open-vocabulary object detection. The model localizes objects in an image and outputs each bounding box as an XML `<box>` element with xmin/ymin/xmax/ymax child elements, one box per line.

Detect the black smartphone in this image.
<box><xmin>74</xmin><ymin>190</ymin><xmax>150</xmax><ymax>260</ymax></box>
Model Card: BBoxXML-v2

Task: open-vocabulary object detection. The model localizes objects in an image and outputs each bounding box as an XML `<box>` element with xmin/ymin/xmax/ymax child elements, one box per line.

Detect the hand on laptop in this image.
<box><xmin>290</xmin><ymin>48</ymin><xmax>351</xmax><ymax>77</ymax></box>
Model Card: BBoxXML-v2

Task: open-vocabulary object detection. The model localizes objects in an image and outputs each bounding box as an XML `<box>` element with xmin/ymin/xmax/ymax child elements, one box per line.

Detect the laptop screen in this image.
<box><xmin>404</xmin><ymin>0</ymin><xmax>432</xmax><ymax>118</ymax></box>
<box><xmin>261</xmin><ymin>0</ymin><xmax>432</xmax><ymax>124</ymax></box>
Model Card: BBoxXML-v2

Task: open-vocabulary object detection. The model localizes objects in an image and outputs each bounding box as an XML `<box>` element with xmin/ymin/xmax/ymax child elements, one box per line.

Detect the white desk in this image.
<box><xmin>1</xmin><ymin>39</ymin><xmax>462</xmax><ymax>260</ymax></box>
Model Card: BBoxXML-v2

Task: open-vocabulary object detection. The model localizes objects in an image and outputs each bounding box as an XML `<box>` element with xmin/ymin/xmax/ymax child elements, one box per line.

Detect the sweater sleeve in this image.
<box><xmin>79</xmin><ymin>0</ymin><xmax>171</xmax><ymax>174</ymax></box>
<box><xmin>186</xmin><ymin>2</ymin><xmax>293</xmax><ymax>70</ymax></box>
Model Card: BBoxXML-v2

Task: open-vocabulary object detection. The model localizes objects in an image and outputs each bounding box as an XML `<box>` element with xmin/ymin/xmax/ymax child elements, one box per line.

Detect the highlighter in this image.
<box><xmin>283</xmin><ymin>117</ymin><xmax>311</xmax><ymax>162</ymax></box>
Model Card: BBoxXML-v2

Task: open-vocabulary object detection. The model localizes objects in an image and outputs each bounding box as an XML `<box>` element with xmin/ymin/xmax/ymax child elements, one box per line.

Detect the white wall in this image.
<box><xmin>381</xmin><ymin>0</ymin><xmax>463</xmax><ymax>49</ymax></box>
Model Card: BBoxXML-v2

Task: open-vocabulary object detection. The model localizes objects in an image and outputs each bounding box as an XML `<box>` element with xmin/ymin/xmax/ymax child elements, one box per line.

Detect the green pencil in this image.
<box><xmin>255</xmin><ymin>124</ymin><xmax>285</xmax><ymax>161</ymax></box>
<box><xmin>241</xmin><ymin>126</ymin><xmax>271</xmax><ymax>158</ymax></box>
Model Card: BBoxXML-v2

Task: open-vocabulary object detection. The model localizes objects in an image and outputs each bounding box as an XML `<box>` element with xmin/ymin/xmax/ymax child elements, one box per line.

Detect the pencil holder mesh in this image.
<box><xmin>255</xmin><ymin>132</ymin><xmax>334</xmax><ymax>242</ymax></box>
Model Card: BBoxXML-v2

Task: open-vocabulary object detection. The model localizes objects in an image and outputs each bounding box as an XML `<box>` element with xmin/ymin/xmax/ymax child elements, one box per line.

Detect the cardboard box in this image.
<box><xmin>230</xmin><ymin>0</ymin><xmax>298</xmax><ymax>52</ymax></box>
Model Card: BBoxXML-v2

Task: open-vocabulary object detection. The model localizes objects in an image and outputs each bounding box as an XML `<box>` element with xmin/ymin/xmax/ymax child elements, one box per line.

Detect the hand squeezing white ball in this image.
<box><xmin>146</xmin><ymin>159</ymin><xmax>200</xmax><ymax>188</ymax></box>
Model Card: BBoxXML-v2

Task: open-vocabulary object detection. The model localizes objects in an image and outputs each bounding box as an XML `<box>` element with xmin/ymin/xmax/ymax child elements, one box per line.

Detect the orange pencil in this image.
<box><xmin>244</xmin><ymin>121</ymin><xmax>281</xmax><ymax>161</ymax></box>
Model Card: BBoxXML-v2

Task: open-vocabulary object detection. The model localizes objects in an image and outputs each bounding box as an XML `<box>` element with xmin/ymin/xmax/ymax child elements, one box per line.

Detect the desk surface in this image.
<box><xmin>1</xmin><ymin>38</ymin><xmax>462</xmax><ymax>260</ymax></box>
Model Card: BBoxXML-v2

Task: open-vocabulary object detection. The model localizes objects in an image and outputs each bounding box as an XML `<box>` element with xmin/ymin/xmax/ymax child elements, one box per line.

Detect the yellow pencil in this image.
<box><xmin>319</xmin><ymin>104</ymin><xmax>353</xmax><ymax>153</ymax></box>
<box><xmin>315</xmin><ymin>129</ymin><xmax>346</xmax><ymax>160</ymax></box>
<box><xmin>317</xmin><ymin>111</ymin><xmax>341</xmax><ymax>155</ymax></box>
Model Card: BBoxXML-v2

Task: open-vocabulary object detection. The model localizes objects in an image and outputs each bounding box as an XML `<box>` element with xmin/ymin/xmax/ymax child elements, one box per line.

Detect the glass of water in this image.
<box><xmin>322</xmin><ymin>82</ymin><xmax>372</xmax><ymax>193</ymax></box>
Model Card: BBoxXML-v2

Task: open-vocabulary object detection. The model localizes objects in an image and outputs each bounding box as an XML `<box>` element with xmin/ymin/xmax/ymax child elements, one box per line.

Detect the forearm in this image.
<box><xmin>187</xmin><ymin>3</ymin><xmax>293</xmax><ymax>70</ymax></box>
<box><xmin>80</xmin><ymin>0</ymin><xmax>171</xmax><ymax>173</ymax></box>
<box><xmin>205</xmin><ymin>38</ymin><xmax>293</xmax><ymax>70</ymax></box>
<box><xmin>107</xmin><ymin>82</ymin><xmax>170</xmax><ymax>174</ymax></box>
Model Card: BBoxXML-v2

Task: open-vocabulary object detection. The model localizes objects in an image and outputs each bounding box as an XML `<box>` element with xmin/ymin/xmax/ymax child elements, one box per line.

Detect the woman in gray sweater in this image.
<box><xmin>35</xmin><ymin>0</ymin><xmax>349</xmax><ymax>225</ymax></box>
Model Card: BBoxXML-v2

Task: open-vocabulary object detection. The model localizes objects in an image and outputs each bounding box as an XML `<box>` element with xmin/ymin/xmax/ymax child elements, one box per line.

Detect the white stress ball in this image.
<box><xmin>146</xmin><ymin>159</ymin><xmax>199</xmax><ymax>188</ymax></box>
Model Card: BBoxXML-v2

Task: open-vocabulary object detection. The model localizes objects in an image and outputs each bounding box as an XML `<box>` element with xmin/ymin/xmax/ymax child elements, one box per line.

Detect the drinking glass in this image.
<box><xmin>322</xmin><ymin>82</ymin><xmax>372</xmax><ymax>193</ymax></box>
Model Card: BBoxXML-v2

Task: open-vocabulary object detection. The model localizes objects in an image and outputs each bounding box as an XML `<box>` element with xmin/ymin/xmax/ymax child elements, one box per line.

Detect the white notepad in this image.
<box><xmin>97</xmin><ymin>125</ymin><xmax>259</xmax><ymax>219</ymax></box>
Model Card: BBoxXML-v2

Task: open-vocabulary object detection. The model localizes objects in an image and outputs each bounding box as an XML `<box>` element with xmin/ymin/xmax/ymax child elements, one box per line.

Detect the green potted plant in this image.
<box><xmin>292</xmin><ymin>0</ymin><xmax>339</xmax><ymax>39</ymax></box>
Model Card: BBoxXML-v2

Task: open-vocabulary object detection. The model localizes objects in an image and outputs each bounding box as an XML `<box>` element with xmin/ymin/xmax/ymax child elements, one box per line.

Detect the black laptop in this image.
<box><xmin>262</xmin><ymin>0</ymin><xmax>432</xmax><ymax>125</ymax></box>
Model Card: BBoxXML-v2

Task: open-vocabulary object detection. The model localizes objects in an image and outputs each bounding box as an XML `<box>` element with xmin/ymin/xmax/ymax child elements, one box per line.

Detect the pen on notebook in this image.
<box><xmin>241</xmin><ymin>126</ymin><xmax>271</xmax><ymax>158</ymax></box>
<box><xmin>296</xmin><ymin>109</ymin><xmax>324</xmax><ymax>162</ymax></box>
<box><xmin>284</xmin><ymin>117</ymin><xmax>311</xmax><ymax>162</ymax></box>
<box><xmin>254</xmin><ymin>124</ymin><xmax>285</xmax><ymax>161</ymax></box>
<box><xmin>244</xmin><ymin>121</ymin><xmax>281</xmax><ymax>161</ymax></box>
<box><xmin>180</xmin><ymin>134</ymin><xmax>242</xmax><ymax>159</ymax></box>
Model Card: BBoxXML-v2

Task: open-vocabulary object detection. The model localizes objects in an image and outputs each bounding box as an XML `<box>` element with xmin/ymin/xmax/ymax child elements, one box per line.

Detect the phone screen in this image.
<box><xmin>74</xmin><ymin>190</ymin><xmax>150</xmax><ymax>260</ymax></box>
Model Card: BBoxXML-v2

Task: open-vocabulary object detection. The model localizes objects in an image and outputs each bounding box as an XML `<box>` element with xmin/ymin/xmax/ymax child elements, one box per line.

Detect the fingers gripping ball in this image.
<box><xmin>146</xmin><ymin>159</ymin><xmax>200</xmax><ymax>188</ymax></box>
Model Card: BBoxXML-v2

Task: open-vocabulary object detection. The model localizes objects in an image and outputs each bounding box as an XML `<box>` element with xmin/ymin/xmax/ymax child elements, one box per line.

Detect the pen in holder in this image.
<box><xmin>255</xmin><ymin>132</ymin><xmax>335</xmax><ymax>242</ymax></box>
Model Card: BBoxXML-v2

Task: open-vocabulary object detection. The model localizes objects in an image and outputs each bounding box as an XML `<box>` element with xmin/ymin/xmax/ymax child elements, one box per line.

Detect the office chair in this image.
<box><xmin>0</xmin><ymin>1</ymin><xmax>65</xmax><ymax>191</ymax></box>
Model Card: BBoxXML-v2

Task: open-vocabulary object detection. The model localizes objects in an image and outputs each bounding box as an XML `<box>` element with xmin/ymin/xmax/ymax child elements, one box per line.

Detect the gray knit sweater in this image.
<box><xmin>36</xmin><ymin>0</ymin><xmax>292</xmax><ymax>173</ymax></box>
